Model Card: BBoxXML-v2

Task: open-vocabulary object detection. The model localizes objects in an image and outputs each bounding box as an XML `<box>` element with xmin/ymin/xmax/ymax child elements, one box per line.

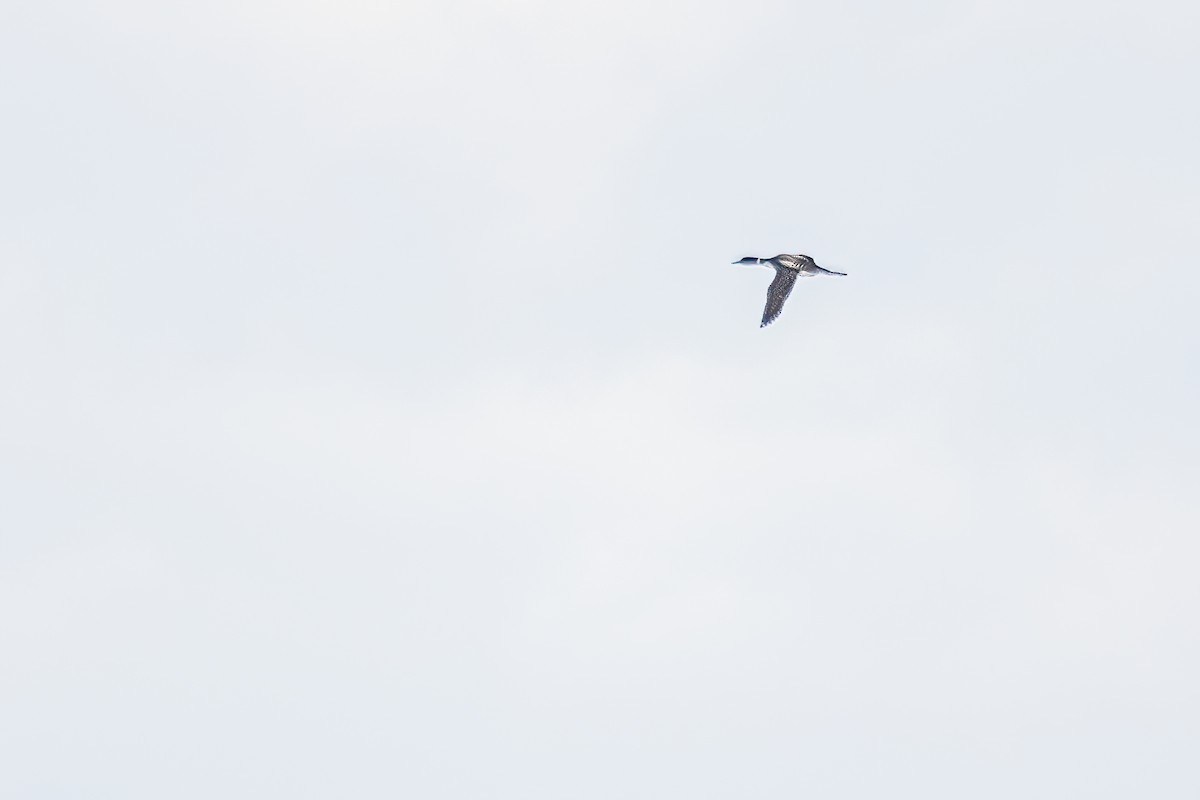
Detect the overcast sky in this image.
<box><xmin>3</xmin><ymin>0</ymin><xmax>1199</xmax><ymax>797</ymax></box>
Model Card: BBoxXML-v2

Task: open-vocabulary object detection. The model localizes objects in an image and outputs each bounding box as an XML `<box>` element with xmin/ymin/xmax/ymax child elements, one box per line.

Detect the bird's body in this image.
<box><xmin>733</xmin><ymin>253</ymin><xmax>846</xmax><ymax>327</ymax></box>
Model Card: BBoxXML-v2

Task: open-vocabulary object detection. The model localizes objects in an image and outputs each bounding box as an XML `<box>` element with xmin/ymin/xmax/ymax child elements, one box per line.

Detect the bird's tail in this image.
<box><xmin>816</xmin><ymin>266</ymin><xmax>847</xmax><ymax>276</ymax></box>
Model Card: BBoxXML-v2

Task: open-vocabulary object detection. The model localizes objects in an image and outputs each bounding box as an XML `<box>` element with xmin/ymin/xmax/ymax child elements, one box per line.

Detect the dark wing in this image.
<box><xmin>761</xmin><ymin>268</ymin><xmax>799</xmax><ymax>327</ymax></box>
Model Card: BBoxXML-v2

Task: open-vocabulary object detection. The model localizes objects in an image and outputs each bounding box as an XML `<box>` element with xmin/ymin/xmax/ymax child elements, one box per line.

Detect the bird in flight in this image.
<box><xmin>733</xmin><ymin>253</ymin><xmax>846</xmax><ymax>327</ymax></box>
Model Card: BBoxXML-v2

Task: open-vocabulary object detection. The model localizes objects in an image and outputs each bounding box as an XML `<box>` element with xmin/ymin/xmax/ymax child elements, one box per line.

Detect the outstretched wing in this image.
<box><xmin>761</xmin><ymin>268</ymin><xmax>799</xmax><ymax>327</ymax></box>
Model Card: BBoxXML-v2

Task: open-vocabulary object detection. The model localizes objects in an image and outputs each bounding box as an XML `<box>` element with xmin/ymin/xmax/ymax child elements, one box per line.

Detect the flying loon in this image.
<box><xmin>733</xmin><ymin>253</ymin><xmax>846</xmax><ymax>327</ymax></box>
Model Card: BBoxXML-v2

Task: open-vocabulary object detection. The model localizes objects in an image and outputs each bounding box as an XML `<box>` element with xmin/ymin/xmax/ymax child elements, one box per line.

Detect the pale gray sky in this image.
<box><xmin>3</xmin><ymin>0</ymin><xmax>1199</xmax><ymax>797</ymax></box>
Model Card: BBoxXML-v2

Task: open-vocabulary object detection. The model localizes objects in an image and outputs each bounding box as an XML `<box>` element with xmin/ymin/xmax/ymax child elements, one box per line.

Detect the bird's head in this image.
<box><xmin>732</xmin><ymin>256</ymin><xmax>760</xmax><ymax>265</ymax></box>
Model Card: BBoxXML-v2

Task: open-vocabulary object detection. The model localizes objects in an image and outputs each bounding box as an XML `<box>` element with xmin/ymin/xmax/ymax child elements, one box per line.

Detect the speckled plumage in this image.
<box><xmin>732</xmin><ymin>253</ymin><xmax>846</xmax><ymax>327</ymax></box>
